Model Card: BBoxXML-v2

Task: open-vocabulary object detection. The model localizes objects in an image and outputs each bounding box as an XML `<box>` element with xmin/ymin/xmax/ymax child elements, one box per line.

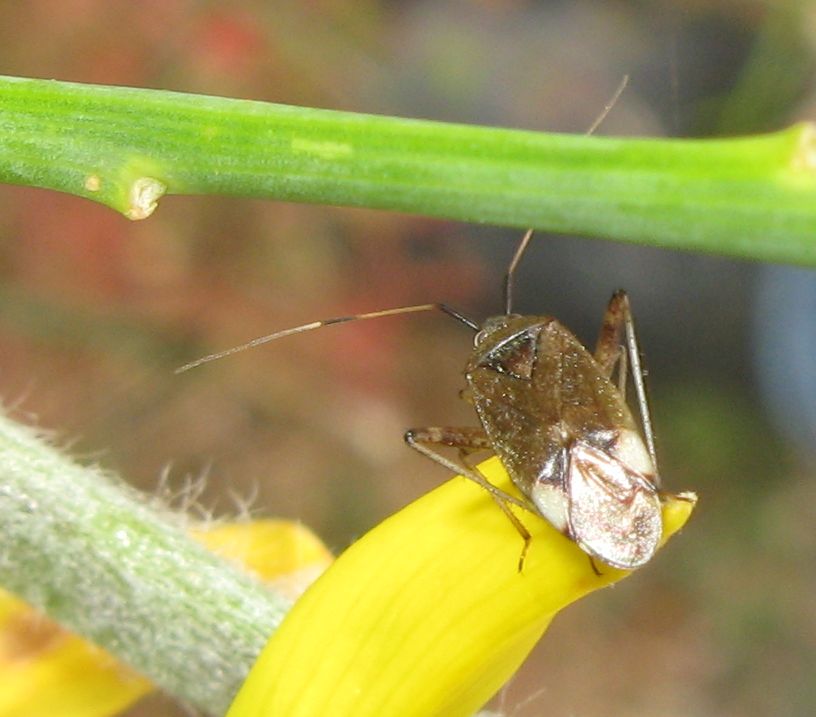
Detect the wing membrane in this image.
<box><xmin>567</xmin><ymin>442</ymin><xmax>661</xmax><ymax>569</ymax></box>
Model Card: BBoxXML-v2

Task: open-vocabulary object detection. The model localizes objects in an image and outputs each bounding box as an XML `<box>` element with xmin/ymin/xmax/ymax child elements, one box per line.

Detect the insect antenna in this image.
<box><xmin>501</xmin><ymin>75</ymin><xmax>629</xmax><ymax>316</ymax></box>
<box><xmin>502</xmin><ymin>228</ymin><xmax>534</xmax><ymax>315</ymax></box>
<box><xmin>176</xmin><ymin>302</ymin><xmax>479</xmax><ymax>374</ymax></box>
<box><xmin>585</xmin><ymin>73</ymin><xmax>629</xmax><ymax>135</ymax></box>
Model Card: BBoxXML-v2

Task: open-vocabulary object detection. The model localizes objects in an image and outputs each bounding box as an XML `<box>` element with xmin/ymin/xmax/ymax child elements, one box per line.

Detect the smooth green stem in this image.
<box><xmin>2</xmin><ymin>75</ymin><xmax>816</xmax><ymax>264</ymax></box>
<box><xmin>0</xmin><ymin>411</ymin><xmax>289</xmax><ymax>716</ymax></box>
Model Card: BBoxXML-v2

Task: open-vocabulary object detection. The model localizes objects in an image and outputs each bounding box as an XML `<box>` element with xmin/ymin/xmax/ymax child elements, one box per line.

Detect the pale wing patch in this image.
<box><xmin>530</xmin><ymin>482</ymin><xmax>569</xmax><ymax>534</ymax></box>
<box><xmin>614</xmin><ymin>428</ymin><xmax>656</xmax><ymax>476</ymax></box>
<box><xmin>567</xmin><ymin>442</ymin><xmax>661</xmax><ymax>569</ymax></box>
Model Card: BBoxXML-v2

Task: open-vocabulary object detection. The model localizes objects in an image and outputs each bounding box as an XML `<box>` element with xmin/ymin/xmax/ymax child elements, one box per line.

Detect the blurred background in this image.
<box><xmin>1</xmin><ymin>1</ymin><xmax>815</xmax><ymax>715</ymax></box>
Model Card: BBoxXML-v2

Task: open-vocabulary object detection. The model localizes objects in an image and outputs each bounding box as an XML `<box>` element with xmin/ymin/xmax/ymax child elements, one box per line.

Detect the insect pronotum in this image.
<box><xmin>177</xmin><ymin>229</ymin><xmax>664</xmax><ymax>571</ymax></box>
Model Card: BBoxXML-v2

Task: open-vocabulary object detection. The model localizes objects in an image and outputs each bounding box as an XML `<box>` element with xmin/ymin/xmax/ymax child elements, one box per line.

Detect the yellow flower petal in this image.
<box><xmin>194</xmin><ymin>519</ymin><xmax>334</xmax><ymax>601</ymax></box>
<box><xmin>0</xmin><ymin>520</ymin><xmax>331</xmax><ymax>717</ymax></box>
<box><xmin>228</xmin><ymin>457</ymin><xmax>695</xmax><ymax>717</ymax></box>
<box><xmin>0</xmin><ymin>592</ymin><xmax>151</xmax><ymax>717</ymax></box>
<box><xmin>195</xmin><ymin>519</ymin><xmax>332</xmax><ymax>581</ymax></box>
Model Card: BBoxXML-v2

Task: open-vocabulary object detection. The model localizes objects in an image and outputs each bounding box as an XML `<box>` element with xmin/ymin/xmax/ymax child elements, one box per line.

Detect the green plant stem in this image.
<box><xmin>0</xmin><ymin>411</ymin><xmax>289</xmax><ymax>716</ymax></box>
<box><xmin>1</xmin><ymin>75</ymin><xmax>815</xmax><ymax>264</ymax></box>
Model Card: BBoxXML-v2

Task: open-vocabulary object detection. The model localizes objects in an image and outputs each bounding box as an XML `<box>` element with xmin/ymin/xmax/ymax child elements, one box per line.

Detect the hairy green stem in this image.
<box><xmin>1</xmin><ymin>76</ymin><xmax>816</xmax><ymax>264</ymax></box>
<box><xmin>0</xmin><ymin>411</ymin><xmax>289</xmax><ymax>715</ymax></box>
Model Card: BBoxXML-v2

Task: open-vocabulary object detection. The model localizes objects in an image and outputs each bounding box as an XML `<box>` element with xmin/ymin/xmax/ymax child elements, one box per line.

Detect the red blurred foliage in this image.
<box><xmin>9</xmin><ymin>190</ymin><xmax>135</xmax><ymax>304</ymax></box>
<box><xmin>192</xmin><ymin>9</ymin><xmax>269</xmax><ymax>79</ymax></box>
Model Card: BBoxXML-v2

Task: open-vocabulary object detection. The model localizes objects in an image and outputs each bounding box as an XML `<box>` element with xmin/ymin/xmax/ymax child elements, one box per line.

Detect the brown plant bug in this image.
<box><xmin>177</xmin><ymin>77</ymin><xmax>665</xmax><ymax>571</ymax></box>
<box><xmin>177</xmin><ymin>228</ymin><xmax>663</xmax><ymax>572</ymax></box>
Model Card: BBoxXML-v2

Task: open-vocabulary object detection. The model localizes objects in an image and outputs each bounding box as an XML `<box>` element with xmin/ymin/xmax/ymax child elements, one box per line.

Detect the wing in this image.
<box><xmin>533</xmin><ymin>321</ymin><xmax>635</xmax><ymax>437</ymax></box>
<box><xmin>566</xmin><ymin>442</ymin><xmax>661</xmax><ymax>569</ymax></box>
<box><xmin>466</xmin><ymin>319</ymin><xmax>637</xmax><ymax>494</ymax></box>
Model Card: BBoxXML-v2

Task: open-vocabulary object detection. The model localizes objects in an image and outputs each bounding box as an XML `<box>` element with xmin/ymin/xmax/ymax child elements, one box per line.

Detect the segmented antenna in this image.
<box><xmin>178</xmin><ymin>75</ymin><xmax>631</xmax><ymax>374</ymax></box>
<box><xmin>585</xmin><ymin>74</ymin><xmax>629</xmax><ymax>135</ymax></box>
<box><xmin>501</xmin><ymin>75</ymin><xmax>628</xmax><ymax>316</ymax></box>
<box><xmin>176</xmin><ymin>302</ymin><xmax>478</xmax><ymax>373</ymax></box>
<box><xmin>503</xmin><ymin>229</ymin><xmax>534</xmax><ymax>315</ymax></box>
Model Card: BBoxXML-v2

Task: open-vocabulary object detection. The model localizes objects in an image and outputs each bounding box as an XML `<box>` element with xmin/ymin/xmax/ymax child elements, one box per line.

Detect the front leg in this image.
<box><xmin>404</xmin><ymin>426</ymin><xmax>534</xmax><ymax>570</ymax></box>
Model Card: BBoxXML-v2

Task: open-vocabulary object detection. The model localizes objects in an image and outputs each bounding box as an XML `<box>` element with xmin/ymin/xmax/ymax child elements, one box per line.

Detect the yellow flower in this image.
<box><xmin>0</xmin><ymin>593</ymin><xmax>151</xmax><ymax>717</ymax></box>
<box><xmin>0</xmin><ymin>458</ymin><xmax>693</xmax><ymax>717</ymax></box>
<box><xmin>228</xmin><ymin>457</ymin><xmax>695</xmax><ymax>717</ymax></box>
<box><xmin>0</xmin><ymin>520</ymin><xmax>332</xmax><ymax>717</ymax></box>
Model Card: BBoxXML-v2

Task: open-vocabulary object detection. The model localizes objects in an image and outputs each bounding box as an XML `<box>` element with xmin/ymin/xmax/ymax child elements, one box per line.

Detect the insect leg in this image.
<box><xmin>593</xmin><ymin>290</ymin><xmax>658</xmax><ymax>477</ymax></box>
<box><xmin>458</xmin><ymin>449</ymin><xmax>535</xmax><ymax>572</ymax></box>
<box><xmin>404</xmin><ymin>427</ymin><xmax>530</xmax><ymax>509</ymax></box>
<box><xmin>593</xmin><ymin>290</ymin><xmax>627</xmax><ymax>376</ymax></box>
<box><xmin>404</xmin><ymin>426</ymin><xmax>534</xmax><ymax>571</ymax></box>
<box><xmin>616</xmin><ymin>343</ymin><xmax>628</xmax><ymax>398</ymax></box>
<box><xmin>588</xmin><ymin>556</ymin><xmax>603</xmax><ymax>577</ymax></box>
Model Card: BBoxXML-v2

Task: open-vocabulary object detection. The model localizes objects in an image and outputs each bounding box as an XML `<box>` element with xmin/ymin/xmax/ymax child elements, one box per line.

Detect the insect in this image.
<box><xmin>177</xmin><ymin>229</ymin><xmax>663</xmax><ymax>571</ymax></box>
